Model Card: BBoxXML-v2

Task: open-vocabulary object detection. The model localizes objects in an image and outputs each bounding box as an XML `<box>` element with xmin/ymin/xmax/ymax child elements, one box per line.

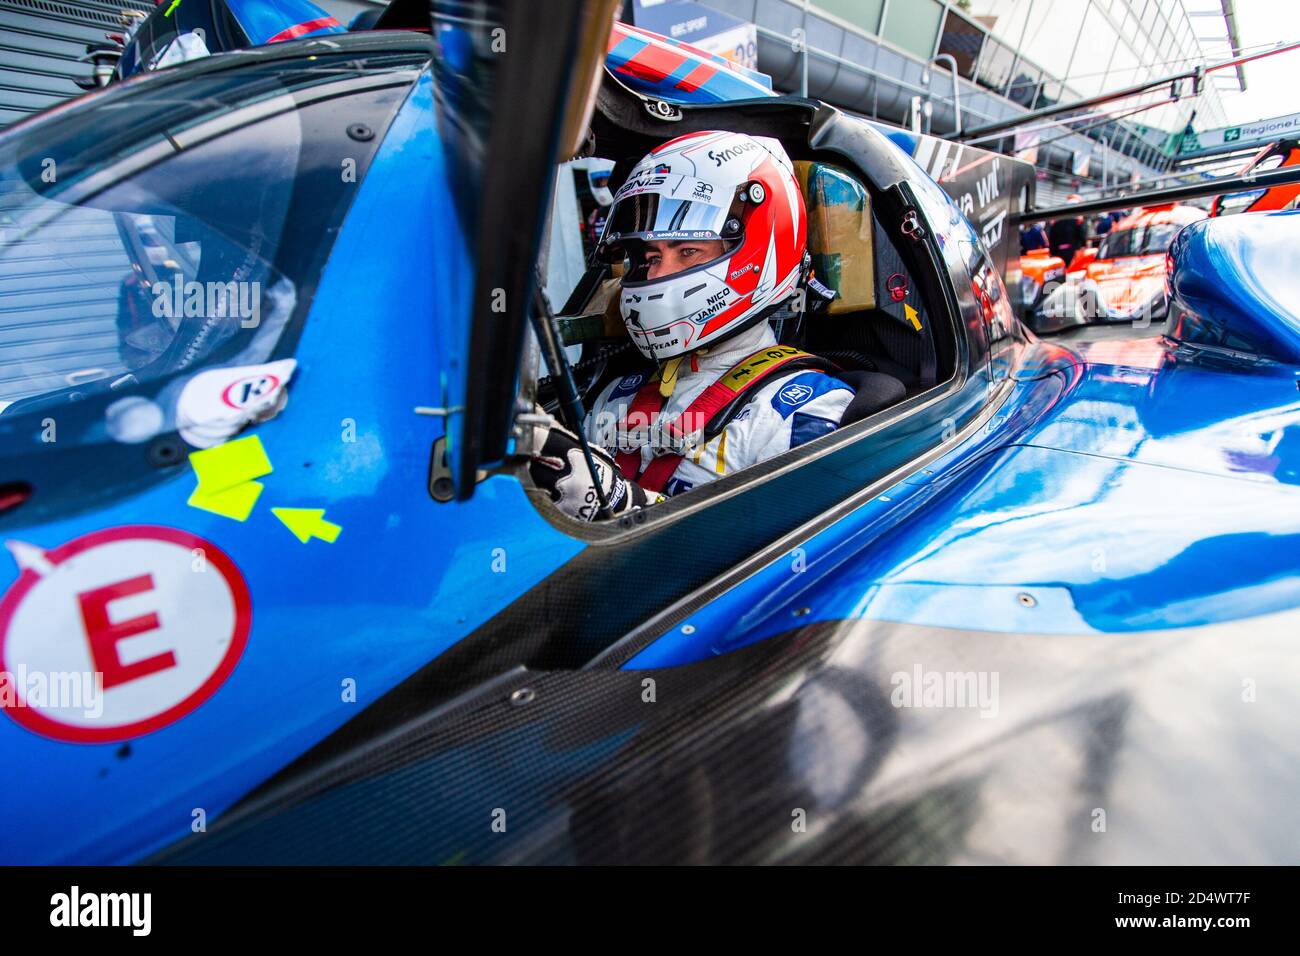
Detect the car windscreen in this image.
<box><xmin>0</xmin><ymin>47</ymin><xmax>424</xmax><ymax>522</ymax></box>
<box><xmin>1098</xmin><ymin>223</ymin><xmax>1182</xmax><ymax>259</ymax></box>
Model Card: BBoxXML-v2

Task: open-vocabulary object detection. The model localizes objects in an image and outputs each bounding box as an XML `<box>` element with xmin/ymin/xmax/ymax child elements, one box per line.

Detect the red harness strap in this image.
<box><xmin>614</xmin><ymin>380</ymin><xmax>669</xmax><ymax>482</ymax></box>
<box><xmin>635</xmin><ymin>448</ymin><xmax>686</xmax><ymax>493</ymax></box>
<box><xmin>614</xmin><ymin>346</ymin><xmax>822</xmax><ymax>492</ymax></box>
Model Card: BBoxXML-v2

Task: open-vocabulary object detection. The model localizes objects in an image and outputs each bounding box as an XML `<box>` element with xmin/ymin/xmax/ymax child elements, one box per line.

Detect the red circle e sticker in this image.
<box><xmin>0</xmin><ymin>526</ymin><xmax>251</xmax><ymax>743</ymax></box>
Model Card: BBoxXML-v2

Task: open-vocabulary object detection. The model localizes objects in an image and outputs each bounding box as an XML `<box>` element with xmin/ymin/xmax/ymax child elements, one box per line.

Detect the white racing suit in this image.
<box><xmin>584</xmin><ymin>323</ymin><xmax>855</xmax><ymax>497</ymax></box>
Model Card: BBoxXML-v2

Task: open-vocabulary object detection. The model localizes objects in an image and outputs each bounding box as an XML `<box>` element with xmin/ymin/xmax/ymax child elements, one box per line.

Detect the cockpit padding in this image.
<box><xmin>793</xmin><ymin>161</ymin><xmax>876</xmax><ymax>315</ymax></box>
<box><xmin>556</xmin><ymin>273</ymin><xmax>628</xmax><ymax>345</ymax></box>
<box><xmin>836</xmin><ymin>370</ymin><xmax>907</xmax><ymax>426</ymax></box>
<box><xmin>793</xmin><ymin>161</ymin><xmax>938</xmax><ymax>393</ymax></box>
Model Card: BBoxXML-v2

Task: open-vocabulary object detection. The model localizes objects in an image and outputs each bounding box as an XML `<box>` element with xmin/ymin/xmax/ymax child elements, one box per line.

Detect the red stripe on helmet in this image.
<box><xmin>661</xmin><ymin>130</ymin><xmax>718</xmax><ymax>145</ymax></box>
<box><xmin>698</xmin><ymin>297</ymin><xmax>758</xmax><ymax>339</ymax></box>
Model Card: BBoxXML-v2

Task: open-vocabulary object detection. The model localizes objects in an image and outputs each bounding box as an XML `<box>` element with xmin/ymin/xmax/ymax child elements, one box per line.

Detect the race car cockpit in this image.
<box><xmin>530</xmin><ymin>135</ymin><xmax>953</xmax><ymax>520</ymax></box>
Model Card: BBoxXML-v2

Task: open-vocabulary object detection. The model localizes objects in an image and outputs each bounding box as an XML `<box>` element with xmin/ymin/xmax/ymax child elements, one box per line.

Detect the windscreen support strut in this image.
<box><xmin>530</xmin><ymin>276</ymin><xmax>614</xmax><ymax>521</ymax></box>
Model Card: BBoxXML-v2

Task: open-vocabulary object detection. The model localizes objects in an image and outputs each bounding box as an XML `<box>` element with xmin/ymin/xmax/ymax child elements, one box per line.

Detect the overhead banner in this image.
<box><xmin>1180</xmin><ymin>110</ymin><xmax>1300</xmax><ymax>154</ymax></box>
<box><xmin>631</xmin><ymin>0</ymin><xmax>758</xmax><ymax>70</ymax></box>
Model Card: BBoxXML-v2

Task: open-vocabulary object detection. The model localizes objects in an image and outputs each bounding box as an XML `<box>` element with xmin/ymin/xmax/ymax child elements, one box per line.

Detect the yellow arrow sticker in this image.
<box><xmin>904</xmin><ymin>303</ymin><xmax>922</xmax><ymax>331</ymax></box>
<box><xmin>272</xmin><ymin>508</ymin><xmax>342</xmax><ymax>544</ymax></box>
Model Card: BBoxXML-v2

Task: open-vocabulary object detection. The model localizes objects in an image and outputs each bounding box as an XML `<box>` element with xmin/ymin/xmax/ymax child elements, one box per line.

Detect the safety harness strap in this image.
<box><xmin>636</xmin><ymin>451</ymin><xmax>685</xmax><ymax>492</ymax></box>
<box><xmin>615</xmin><ymin>345</ymin><xmax>826</xmax><ymax>491</ymax></box>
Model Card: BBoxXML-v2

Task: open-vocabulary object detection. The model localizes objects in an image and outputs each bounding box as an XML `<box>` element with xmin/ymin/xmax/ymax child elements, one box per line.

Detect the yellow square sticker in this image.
<box><xmin>187</xmin><ymin>480</ymin><xmax>265</xmax><ymax>522</ymax></box>
<box><xmin>189</xmin><ymin>434</ymin><xmax>272</xmax><ymax>493</ymax></box>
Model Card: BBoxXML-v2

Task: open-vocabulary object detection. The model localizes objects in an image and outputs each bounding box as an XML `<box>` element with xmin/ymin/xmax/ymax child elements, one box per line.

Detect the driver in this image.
<box><xmin>530</xmin><ymin>131</ymin><xmax>855</xmax><ymax>521</ymax></box>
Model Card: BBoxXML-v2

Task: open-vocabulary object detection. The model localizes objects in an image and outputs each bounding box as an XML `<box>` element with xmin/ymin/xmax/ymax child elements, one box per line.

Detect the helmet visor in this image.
<box><xmin>597</xmin><ymin>180</ymin><xmax>738</xmax><ymax>257</ymax></box>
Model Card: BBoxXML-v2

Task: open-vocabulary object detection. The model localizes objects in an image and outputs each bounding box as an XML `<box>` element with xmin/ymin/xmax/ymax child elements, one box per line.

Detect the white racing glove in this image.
<box><xmin>528</xmin><ymin>416</ymin><xmax>660</xmax><ymax>521</ymax></box>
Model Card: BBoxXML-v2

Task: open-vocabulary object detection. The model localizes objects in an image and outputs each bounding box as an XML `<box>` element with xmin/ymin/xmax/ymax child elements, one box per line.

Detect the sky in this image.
<box><xmin>1188</xmin><ymin>0</ymin><xmax>1300</xmax><ymax>125</ymax></box>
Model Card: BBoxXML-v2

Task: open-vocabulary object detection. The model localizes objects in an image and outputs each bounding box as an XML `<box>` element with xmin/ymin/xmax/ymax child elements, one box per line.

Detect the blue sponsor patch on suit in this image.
<box><xmin>664</xmin><ymin>476</ymin><xmax>695</xmax><ymax>496</ymax></box>
<box><xmin>610</xmin><ymin>372</ymin><xmax>646</xmax><ymax>399</ymax></box>
<box><xmin>769</xmin><ymin>371</ymin><xmax>853</xmax><ymax>419</ymax></box>
<box><xmin>790</xmin><ymin>412</ymin><xmax>839</xmax><ymax>448</ymax></box>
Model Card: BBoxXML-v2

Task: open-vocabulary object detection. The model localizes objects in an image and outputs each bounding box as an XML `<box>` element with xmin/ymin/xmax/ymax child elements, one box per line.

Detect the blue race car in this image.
<box><xmin>80</xmin><ymin>0</ymin><xmax>456</xmax><ymax>88</ymax></box>
<box><xmin>88</xmin><ymin>0</ymin><xmax>348</xmax><ymax>84</ymax></box>
<box><xmin>2</xmin><ymin>2</ymin><xmax>1299</xmax><ymax>865</ymax></box>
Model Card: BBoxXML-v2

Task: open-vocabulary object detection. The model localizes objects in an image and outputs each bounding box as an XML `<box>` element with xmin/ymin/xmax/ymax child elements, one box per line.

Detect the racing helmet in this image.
<box><xmin>587</xmin><ymin>160</ymin><xmax>615</xmax><ymax>207</ymax></box>
<box><xmin>596</xmin><ymin>131</ymin><xmax>807</xmax><ymax>361</ymax></box>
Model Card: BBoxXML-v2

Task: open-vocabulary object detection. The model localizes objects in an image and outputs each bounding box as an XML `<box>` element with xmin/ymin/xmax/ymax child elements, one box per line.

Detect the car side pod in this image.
<box><xmin>1166</xmin><ymin>209</ymin><xmax>1300</xmax><ymax>364</ymax></box>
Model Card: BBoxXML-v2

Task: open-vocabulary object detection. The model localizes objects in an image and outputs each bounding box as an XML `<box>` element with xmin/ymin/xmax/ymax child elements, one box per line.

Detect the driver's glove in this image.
<box><xmin>528</xmin><ymin>418</ymin><xmax>661</xmax><ymax>521</ymax></box>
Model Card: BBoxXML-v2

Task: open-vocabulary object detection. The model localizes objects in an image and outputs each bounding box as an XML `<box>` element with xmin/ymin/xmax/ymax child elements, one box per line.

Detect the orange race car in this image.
<box><xmin>1210</xmin><ymin>139</ymin><xmax>1300</xmax><ymax>217</ymax></box>
<box><xmin>1017</xmin><ymin>193</ymin><xmax>1096</xmax><ymax>317</ymax></box>
<box><xmin>1018</xmin><ymin>246</ymin><xmax>1067</xmax><ymax>317</ymax></box>
<box><xmin>1030</xmin><ymin>203</ymin><xmax>1207</xmax><ymax>333</ymax></box>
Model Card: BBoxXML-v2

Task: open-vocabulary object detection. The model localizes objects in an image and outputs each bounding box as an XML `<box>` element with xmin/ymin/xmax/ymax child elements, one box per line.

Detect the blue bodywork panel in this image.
<box><xmin>1169</xmin><ymin>209</ymin><xmax>1300</xmax><ymax>363</ymax></box>
<box><xmin>228</xmin><ymin>0</ymin><xmax>344</xmax><ymax>44</ymax></box>
<box><xmin>0</xmin><ymin>70</ymin><xmax>581</xmax><ymax>863</ymax></box>
<box><xmin>627</xmin><ymin>349</ymin><xmax>1300</xmax><ymax>666</ymax></box>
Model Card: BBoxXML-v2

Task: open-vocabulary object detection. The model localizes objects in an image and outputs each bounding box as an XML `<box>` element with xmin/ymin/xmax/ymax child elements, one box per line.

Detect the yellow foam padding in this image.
<box><xmin>794</xmin><ymin>161</ymin><xmax>876</xmax><ymax>314</ymax></box>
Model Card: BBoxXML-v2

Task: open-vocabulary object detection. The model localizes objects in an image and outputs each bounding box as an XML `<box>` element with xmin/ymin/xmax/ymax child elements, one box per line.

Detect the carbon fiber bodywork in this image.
<box><xmin>154</xmin><ymin>606</ymin><xmax>1300</xmax><ymax>864</ymax></box>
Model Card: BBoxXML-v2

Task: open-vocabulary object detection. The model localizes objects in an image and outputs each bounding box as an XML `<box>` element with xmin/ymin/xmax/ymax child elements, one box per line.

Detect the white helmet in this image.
<box><xmin>587</xmin><ymin>160</ymin><xmax>615</xmax><ymax>207</ymax></box>
<box><xmin>596</xmin><ymin>131</ymin><xmax>807</xmax><ymax>361</ymax></box>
